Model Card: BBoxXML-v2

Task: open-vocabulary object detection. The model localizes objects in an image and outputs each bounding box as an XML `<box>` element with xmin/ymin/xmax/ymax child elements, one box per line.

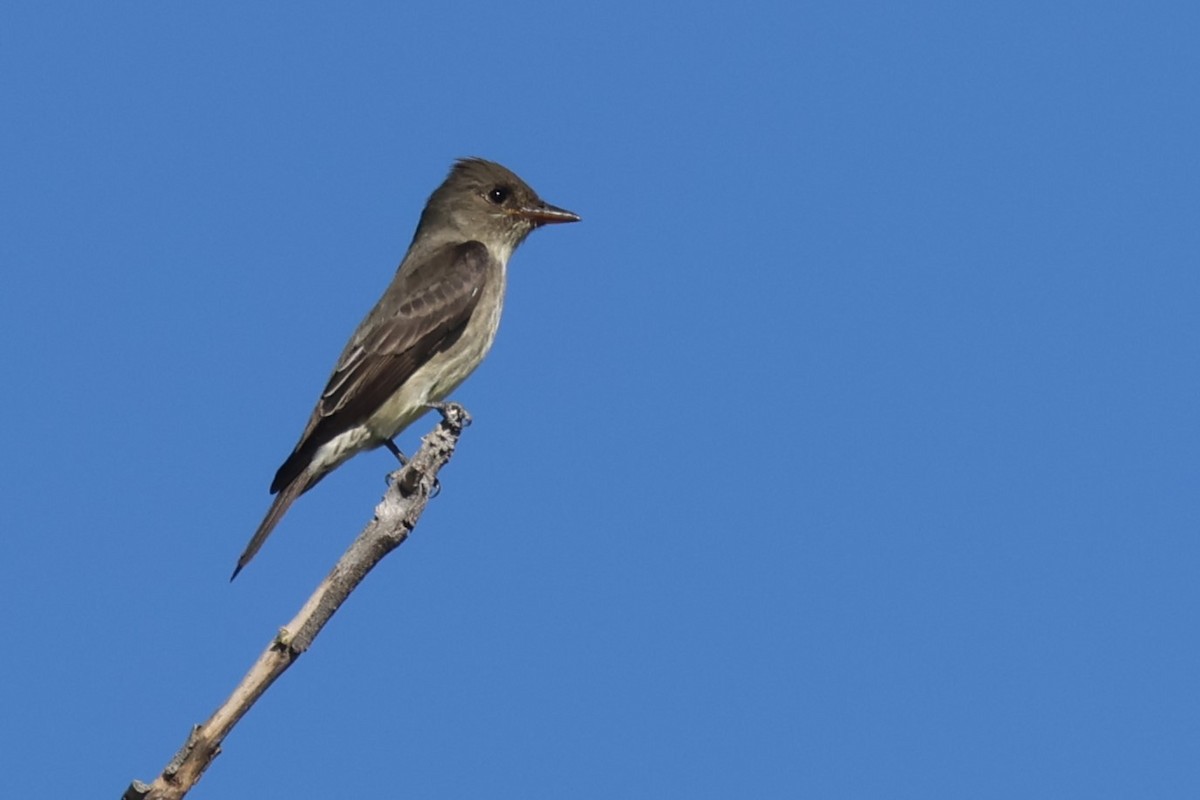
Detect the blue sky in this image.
<box><xmin>2</xmin><ymin>2</ymin><xmax>1198</xmax><ymax>797</ymax></box>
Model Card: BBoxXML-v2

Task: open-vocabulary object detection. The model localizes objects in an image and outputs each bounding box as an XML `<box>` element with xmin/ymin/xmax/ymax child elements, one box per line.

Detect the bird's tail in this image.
<box><xmin>230</xmin><ymin>472</ymin><xmax>312</xmax><ymax>581</ymax></box>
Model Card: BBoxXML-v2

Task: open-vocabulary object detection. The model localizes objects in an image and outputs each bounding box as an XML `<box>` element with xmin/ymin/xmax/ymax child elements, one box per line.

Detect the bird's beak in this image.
<box><xmin>516</xmin><ymin>201</ymin><xmax>581</xmax><ymax>225</ymax></box>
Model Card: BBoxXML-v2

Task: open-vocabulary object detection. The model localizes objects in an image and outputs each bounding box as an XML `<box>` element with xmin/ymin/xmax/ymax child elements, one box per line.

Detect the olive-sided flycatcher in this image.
<box><xmin>232</xmin><ymin>158</ymin><xmax>579</xmax><ymax>579</ymax></box>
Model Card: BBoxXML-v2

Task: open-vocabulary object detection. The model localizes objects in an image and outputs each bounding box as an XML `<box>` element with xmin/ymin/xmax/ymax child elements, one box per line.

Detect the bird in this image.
<box><xmin>231</xmin><ymin>158</ymin><xmax>579</xmax><ymax>579</ymax></box>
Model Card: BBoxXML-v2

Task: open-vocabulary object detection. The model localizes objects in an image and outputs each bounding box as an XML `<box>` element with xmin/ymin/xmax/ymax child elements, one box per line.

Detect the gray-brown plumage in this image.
<box><xmin>232</xmin><ymin>159</ymin><xmax>579</xmax><ymax>579</ymax></box>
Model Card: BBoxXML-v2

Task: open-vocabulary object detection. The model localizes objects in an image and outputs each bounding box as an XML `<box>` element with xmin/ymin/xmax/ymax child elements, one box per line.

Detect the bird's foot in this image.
<box><xmin>383</xmin><ymin>438</ymin><xmax>422</xmax><ymax>492</ymax></box>
<box><xmin>386</xmin><ymin>429</ymin><xmax>443</xmax><ymax>496</ymax></box>
<box><xmin>424</xmin><ymin>401</ymin><xmax>473</xmax><ymax>430</ymax></box>
<box><xmin>383</xmin><ymin>438</ymin><xmax>409</xmax><ymax>465</ymax></box>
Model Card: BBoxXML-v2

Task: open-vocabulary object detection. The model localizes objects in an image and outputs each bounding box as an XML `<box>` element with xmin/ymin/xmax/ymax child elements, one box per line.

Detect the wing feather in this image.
<box><xmin>270</xmin><ymin>241</ymin><xmax>492</xmax><ymax>493</ymax></box>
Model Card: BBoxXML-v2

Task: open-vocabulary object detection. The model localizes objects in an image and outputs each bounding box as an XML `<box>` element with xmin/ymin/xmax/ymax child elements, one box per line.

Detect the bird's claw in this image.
<box><xmin>424</xmin><ymin>401</ymin><xmax>472</xmax><ymax>429</ymax></box>
<box><xmin>384</xmin><ymin>435</ymin><xmax>442</xmax><ymax>496</ymax></box>
<box><xmin>383</xmin><ymin>438</ymin><xmax>409</xmax><ymax>465</ymax></box>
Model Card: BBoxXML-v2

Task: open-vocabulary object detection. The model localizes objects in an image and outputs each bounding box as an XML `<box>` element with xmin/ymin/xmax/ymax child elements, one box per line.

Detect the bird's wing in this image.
<box><xmin>270</xmin><ymin>240</ymin><xmax>492</xmax><ymax>493</ymax></box>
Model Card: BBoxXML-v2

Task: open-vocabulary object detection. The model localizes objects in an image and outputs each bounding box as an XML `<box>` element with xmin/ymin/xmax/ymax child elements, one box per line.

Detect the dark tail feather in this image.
<box><xmin>231</xmin><ymin>473</ymin><xmax>311</xmax><ymax>581</ymax></box>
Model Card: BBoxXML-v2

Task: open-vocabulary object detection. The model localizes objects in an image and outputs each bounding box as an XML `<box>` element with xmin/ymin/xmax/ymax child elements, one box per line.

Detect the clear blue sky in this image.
<box><xmin>3</xmin><ymin>3</ymin><xmax>1197</xmax><ymax>797</ymax></box>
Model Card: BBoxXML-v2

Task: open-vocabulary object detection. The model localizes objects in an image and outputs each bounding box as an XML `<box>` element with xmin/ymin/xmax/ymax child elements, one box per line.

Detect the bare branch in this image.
<box><xmin>123</xmin><ymin>403</ymin><xmax>472</xmax><ymax>800</ymax></box>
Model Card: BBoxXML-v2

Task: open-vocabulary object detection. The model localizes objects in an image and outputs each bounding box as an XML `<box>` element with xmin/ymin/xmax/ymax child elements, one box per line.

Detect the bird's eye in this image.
<box><xmin>487</xmin><ymin>186</ymin><xmax>511</xmax><ymax>205</ymax></box>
